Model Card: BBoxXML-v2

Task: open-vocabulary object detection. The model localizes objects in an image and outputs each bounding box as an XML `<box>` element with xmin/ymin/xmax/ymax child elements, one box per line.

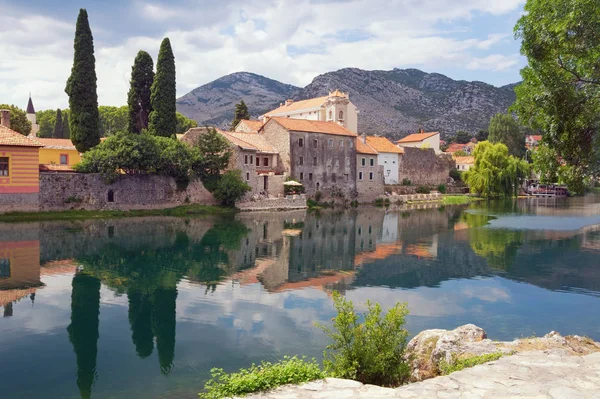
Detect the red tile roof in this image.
<box><xmin>356</xmin><ymin>139</ymin><xmax>378</xmax><ymax>155</ymax></box>
<box><xmin>264</xmin><ymin>96</ymin><xmax>329</xmax><ymax>117</ymax></box>
<box><xmin>0</xmin><ymin>125</ymin><xmax>43</xmax><ymax>147</ymax></box>
<box><xmin>365</xmin><ymin>136</ymin><xmax>404</xmax><ymax>154</ymax></box>
<box><xmin>267</xmin><ymin>117</ymin><xmax>357</xmax><ymax>137</ymax></box>
<box><xmin>445</xmin><ymin>142</ymin><xmax>475</xmax><ymax>153</ymax></box>
<box><xmin>36</xmin><ymin>138</ymin><xmax>77</xmax><ymax>150</ymax></box>
<box><xmin>397</xmin><ymin>131</ymin><xmax>439</xmax><ymax>143</ymax></box>
<box><xmin>236</xmin><ymin>119</ymin><xmax>264</xmax><ymax>131</ymax></box>
<box><xmin>39</xmin><ymin>164</ymin><xmax>75</xmax><ymax>172</ymax></box>
<box><xmin>453</xmin><ymin>156</ymin><xmax>475</xmax><ymax>165</ymax></box>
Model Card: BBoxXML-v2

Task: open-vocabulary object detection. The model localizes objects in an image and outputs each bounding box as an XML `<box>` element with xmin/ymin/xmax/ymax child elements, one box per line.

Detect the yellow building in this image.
<box><xmin>37</xmin><ymin>138</ymin><xmax>81</xmax><ymax>166</ymax></box>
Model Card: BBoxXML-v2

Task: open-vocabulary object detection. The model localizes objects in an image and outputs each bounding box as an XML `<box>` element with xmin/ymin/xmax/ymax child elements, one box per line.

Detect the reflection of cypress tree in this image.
<box><xmin>67</xmin><ymin>273</ymin><xmax>101</xmax><ymax>399</ymax></box>
<box><xmin>151</xmin><ymin>287</ymin><xmax>177</xmax><ymax>375</ymax></box>
<box><xmin>127</xmin><ymin>289</ymin><xmax>154</xmax><ymax>358</ymax></box>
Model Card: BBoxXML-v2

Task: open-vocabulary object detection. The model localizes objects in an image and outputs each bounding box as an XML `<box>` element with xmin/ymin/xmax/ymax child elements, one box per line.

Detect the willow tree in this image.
<box><xmin>464</xmin><ymin>142</ymin><xmax>530</xmax><ymax>198</ymax></box>
<box><xmin>513</xmin><ymin>0</ymin><xmax>600</xmax><ymax>193</ymax></box>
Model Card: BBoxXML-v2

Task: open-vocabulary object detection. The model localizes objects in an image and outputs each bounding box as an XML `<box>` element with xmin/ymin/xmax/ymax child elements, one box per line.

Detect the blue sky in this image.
<box><xmin>0</xmin><ymin>0</ymin><xmax>527</xmax><ymax>111</ymax></box>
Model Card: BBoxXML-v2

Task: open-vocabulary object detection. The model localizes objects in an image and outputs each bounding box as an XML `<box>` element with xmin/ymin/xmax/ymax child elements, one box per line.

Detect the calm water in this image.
<box><xmin>1</xmin><ymin>197</ymin><xmax>600</xmax><ymax>398</ymax></box>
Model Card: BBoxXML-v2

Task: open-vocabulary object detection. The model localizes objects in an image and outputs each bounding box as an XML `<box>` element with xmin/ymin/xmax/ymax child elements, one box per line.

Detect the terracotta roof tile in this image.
<box><xmin>229</xmin><ymin>132</ymin><xmax>278</xmax><ymax>153</ymax></box>
<box><xmin>453</xmin><ymin>156</ymin><xmax>475</xmax><ymax>165</ymax></box>
<box><xmin>39</xmin><ymin>164</ymin><xmax>75</xmax><ymax>172</ymax></box>
<box><xmin>268</xmin><ymin>117</ymin><xmax>357</xmax><ymax>137</ymax></box>
<box><xmin>445</xmin><ymin>142</ymin><xmax>475</xmax><ymax>153</ymax></box>
<box><xmin>356</xmin><ymin>139</ymin><xmax>378</xmax><ymax>155</ymax></box>
<box><xmin>365</xmin><ymin>136</ymin><xmax>403</xmax><ymax>154</ymax></box>
<box><xmin>36</xmin><ymin>138</ymin><xmax>77</xmax><ymax>150</ymax></box>
<box><xmin>0</xmin><ymin>125</ymin><xmax>43</xmax><ymax>147</ymax></box>
<box><xmin>397</xmin><ymin>131</ymin><xmax>439</xmax><ymax>143</ymax></box>
<box><xmin>264</xmin><ymin>96</ymin><xmax>328</xmax><ymax>117</ymax></box>
<box><xmin>236</xmin><ymin>119</ymin><xmax>264</xmax><ymax>131</ymax></box>
<box><xmin>218</xmin><ymin>130</ymin><xmax>258</xmax><ymax>151</ymax></box>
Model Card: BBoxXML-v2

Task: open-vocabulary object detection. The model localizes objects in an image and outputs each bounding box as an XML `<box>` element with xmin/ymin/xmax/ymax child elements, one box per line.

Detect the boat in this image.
<box><xmin>524</xmin><ymin>180</ymin><xmax>570</xmax><ymax>197</ymax></box>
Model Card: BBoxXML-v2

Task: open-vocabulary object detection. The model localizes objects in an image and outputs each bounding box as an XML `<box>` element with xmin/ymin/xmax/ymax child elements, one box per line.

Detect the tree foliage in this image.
<box><xmin>37</xmin><ymin>109</ymin><xmax>70</xmax><ymax>138</ymax></box>
<box><xmin>98</xmin><ymin>106</ymin><xmax>128</xmax><ymax>137</ymax></box>
<box><xmin>65</xmin><ymin>9</ymin><xmax>100</xmax><ymax>152</ymax></box>
<box><xmin>464</xmin><ymin>141</ymin><xmax>530</xmax><ymax>198</ymax></box>
<box><xmin>231</xmin><ymin>100</ymin><xmax>251</xmax><ymax>130</ymax></box>
<box><xmin>212</xmin><ymin>170</ymin><xmax>251</xmax><ymax>206</ymax></box>
<box><xmin>513</xmin><ymin>0</ymin><xmax>600</xmax><ymax>192</ymax></box>
<box><xmin>488</xmin><ymin>113</ymin><xmax>525</xmax><ymax>158</ymax></box>
<box><xmin>53</xmin><ymin>109</ymin><xmax>65</xmax><ymax>138</ymax></box>
<box><xmin>176</xmin><ymin>112</ymin><xmax>198</xmax><ymax>133</ymax></box>
<box><xmin>195</xmin><ymin>127</ymin><xmax>232</xmax><ymax>190</ymax></box>
<box><xmin>455</xmin><ymin>130</ymin><xmax>472</xmax><ymax>144</ymax></box>
<box><xmin>149</xmin><ymin>38</ymin><xmax>177</xmax><ymax>137</ymax></box>
<box><xmin>475</xmin><ymin>129</ymin><xmax>489</xmax><ymax>142</ymax></box>
<box><xmin>0</xmin><ymin>104</ymin><xmax>31</xmax><ymax>135</ymax></box>
<box><xmin>128</xmin><ymin>50</ymin><xmax>154</xmax><ymax>133</ymax></box>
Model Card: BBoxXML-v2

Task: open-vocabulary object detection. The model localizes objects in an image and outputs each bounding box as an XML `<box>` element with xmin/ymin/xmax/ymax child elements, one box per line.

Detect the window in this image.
<box><xmin>300</xmin><ymin>172</ymin><xmax>304</xmax><ymax>180</ymax></box>
<box><xmin>358</xmin><ymin>227</ymin><xmax>362</xmax><ymax>236</ymax></box>
<box><xmin>340</xmin><ymin>140</ymin><xmax>344</xmax><ymax>148</ymax></box>
<box><xmin>256</xmin><ymin>157</ymin><xmax>260</xmax><ymax>166</ymax></box>
<box><xmin>250</xmin><ymin>155</ymin><xmax>253</xmax><ymax>164</ymax></box>
<box><xmin>299</xmin><ymin>156</ymin><xmax>304</xmax><ymax>166</ymax></box>
<box><xmin>107</xmin><ymin>190</ymin><xmax>115</xmax><ymax>203</ymax></box>
<box><xmin>263</xmin><ymin>157</ymin><xmax>269</xmax><ymax>167</ymax></box>
<box><xmin>370</xmin><ymin>158</ymin><xmax>375</xmax><ymax>167</ymax></box>
<box><xmin>369</xmin><ymin>172</ymin><xmax>374</xmax><ymax>181</ymax></box>
<box><xmin>328</xmin><ymin>138</ymin><xmax>333</xmax><ymax>148</ymax></box>
<box><xmin>329</xmin><ymin>110</ymin><xmax>333</xmax><ymax>120</ymax></box>
<box><xmin>309</xmin><ymin>173</ymin><xmax>313</xmax><ymax>181</ymax></box>
<box><xmin>246</xmin><ymin>172</ymin><xmax>250</xmax><ymax>181</ymax></box>
<box><xmin>349</xmin><ymin>140</ymin><xmax>354</xmax><ymax>148</ymax></box>
<box><xmin>299</xmin><ymin>138</ymin><xmax>304</xmax><ymax>147</ymax></box>
<box><xmin>344</xmin><ymin>173</ymin><xmax>349</xmax><ymax>181</ymax></box>
<box><xmin>313</xmin><ymin>157</ymin><xmax>317</xmax><ymax>166</ymax></box>
<box><xmin>60</xmin><ymin>154</ymin><xmax>68</xmax><ymax>165</ymax></box>
<box><xmin>244</xmin><ymin>155</ymin><xmax>248</xmax><ymax>165</ymax></box>
<box><xmin>339</xmin><ymin>110</ymin><xmax>344</xmax><ymax>120</ymax></box>
<box><xmin>359</xmin><ymin>171</ymin><xmax>363</xmax><ymax>180</ymax></box>
<box><xmin>0</xmin><ymin>259</ymin><xmax>10</xmax><ymax>278</ymax></box>
<box><xmin>313</xmin><ymin>139</ymin><xmax>318</xmax><ymax>148</ymax></box>
<box><xmin>361</xmin><ymin>158</ymin><xmax>366</xmax><ymax>166</ymax></box>
<box><xmin>332</xmin><ymin>173</ymin><xmax>336</xmax><ymax>182</ymax></box>
<box><xmin>386</xmin><ymin>170</ymin><xmax>391</xmax><ymax>176</ymax></box>
<box><xmin>0</xmin><ymin>157</ymin><xmax>8</xmax><ymax>176</ymax></box>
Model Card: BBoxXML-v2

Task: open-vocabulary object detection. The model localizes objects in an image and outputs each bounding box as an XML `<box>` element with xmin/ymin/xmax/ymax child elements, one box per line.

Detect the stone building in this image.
<box><xmin>260</xmin><ymin>117</ymin><xmax>358</xmax><ymax>199</ymax></box>
<box><xmin>364</xmin><ymin>135</ymin><xmax>404</xmax><ymax>184</ymax></box>
<box><xmin>234</xmin><ymin>119</ymin><xmax>263</xmax><ymax>133</ymax></box>
<box><xmin>355</xmin><ymin>136</ymin><xmax>384</xmax><ymax>201</ymax></box>
<box><xmin>397</xmin><ymin>130</ymin><xmax>441</xmax><ymax>154</ymax></box>
<box><xmin>262</xmin><ymin>90</ymin><xmax>359</xmax><ymax>133</ymax></box>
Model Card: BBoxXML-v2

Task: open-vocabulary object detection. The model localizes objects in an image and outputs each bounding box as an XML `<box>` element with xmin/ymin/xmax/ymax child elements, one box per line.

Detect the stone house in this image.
<box><xmin>260</xmin><ymin>117</ymin><xmax>358</xmax><ymax>199</ymax></box>
<box><xmin>364</xmin><ymin>135</ymin><xmax>404</xmax><ymax>184</ymax></box>
<box><xmin>262</xmin><ymin>90</ymin><xmax>359</xmax><ymax>133</ymax></box>
<box><xmin>397</xmin><ymin>130</ymin><xmax>441</xmax><ymax>153</ymax></box>
<box><xmin>234</xmin><ymin>119</ymin><xmax>263</xmax><ymax>133</ymax></box>
<box><xmin>454</xmin><ymin>156</ymin><xmax>474</xmax><ymax>172</ymax></box>
<box><xmin>356</xmin><ymin>136</ymin><xmax>384</xmax><ymax>201</ymax></box>
<box><xmin>0</xmin><ymin>109</ymin><xmax>43</xmax><ymax>211</ymax></box>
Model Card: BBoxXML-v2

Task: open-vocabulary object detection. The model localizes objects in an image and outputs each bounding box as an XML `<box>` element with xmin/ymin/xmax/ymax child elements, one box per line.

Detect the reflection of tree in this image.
<box><xmin>128</xmin><ymin>289</ymin><xmax>154</xmax><ymax>358</ymax></box>
<box><xmin>151</xmin><ymin>287</ymin><xmax>177</xmax><ymax>374</ymax></box>
<box><xmin>67</xmin><ymin>273</ymin><xmax>101</xmax><ymax>399</ymax></box>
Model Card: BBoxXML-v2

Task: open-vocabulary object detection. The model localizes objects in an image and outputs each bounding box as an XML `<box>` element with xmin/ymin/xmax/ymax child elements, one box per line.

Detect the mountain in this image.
<box><xmin>176</xmin><ymin>68</ymin><xmax>517</xmax><ymax>138</ymax></box>
<box><xmin>176</xmin><ymin>72</ymin><xmax>300</xmax><ymax>127</ymax></box>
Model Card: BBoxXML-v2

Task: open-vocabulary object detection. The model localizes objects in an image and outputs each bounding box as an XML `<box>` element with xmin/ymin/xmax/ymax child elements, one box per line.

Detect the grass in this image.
<box><xmin>0</xmin><ymin>204</ymin><xmax>233</xmax><ymax>223</ymax></box>
<box><xmin>439</xmin><ymin>352</ymin><xmax>506</xmax><ymax>375</ymax></box>
<box><xmin>199</xmin><ymin>356</ymin><xmax>325</xmax><ymax>399</ymax></box>
<box><xmin>441</xmin><ymin>195</ymin><xmax>483</xmax><ymax>205</ymax></box>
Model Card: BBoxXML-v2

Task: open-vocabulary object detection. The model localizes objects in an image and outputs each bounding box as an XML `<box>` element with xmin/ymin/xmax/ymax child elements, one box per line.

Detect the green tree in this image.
<box><xmin>488</xmin><ymin>113</ymin><xmax>525</xmax><ymax>158</ymax></box>
<box><xmin>455</xmin><ymin>130</ymin><xmax>472</xmax><ymax>144</ymax></box>
<box><xmin>0</xmin><ymin>104</ymin><xmax>31</xmax><ymax>135</ymax></box>
<box><xmin>149</xmin><ymin>38</ymin><xmax>176</xmax><ymax>137</ymax></box>
<box><xmin>464</xmin><ymin>141</ymin><xmax>530</xmax><ymax>198</ymax></box>
<box><xmin>65</xmin><ymin>9</ymin><xmax>100</xmax><ymax>152</ymax></box>
<box><xmin>195</xmin><ymin>127</ymin><xmax>232</xmax><ymax>190</ymax></box>
<box><xmin>531</xmin><ymin>143</ymin><xmax>560</xmax><ymax>184</ymax></box>
<box><xmin>128</xmin><ymin>51</ymin><xmax>154</xmax><ymax>133</ymax></box>
<box><xmin>176</xmin><ymin>112</ymin><xmax>198</xmax><ymax>134</ymax></box>
<box><xmin>53</xmin><ymin>109</ymin><xmax>64</xmax><ymax>138</ymax></box>
<box><xmin>36</xmin><ymin>109</ymin><xmax>56</xmax><ymax>138</ymax></box>
<box><xmin>98</xmin><ymin>105</ymin><xmax>128</xmax><ymax>136</ymax></box>
<box><xmin>231</xmin><ymin>99</ymin><xmax>251</xmax><ymax>130</ymax></box>
<box><xmin>475</xmin><ymin>129</ymin><xmax>488</xmax><ymax>142</ymax></box>
<box><xmin>513</xmin><ymin>0</ymin><xmax>600</xmax><ymax>193</ymax></box>
<box><xmin>213</xmin><ymin>170</ymin><xmax>251</xmax><ymax>206</ymax></box>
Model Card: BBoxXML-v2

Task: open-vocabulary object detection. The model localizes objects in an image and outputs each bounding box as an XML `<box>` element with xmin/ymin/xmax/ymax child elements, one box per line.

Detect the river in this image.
<box><xmin>1</xmin><ymin>196</ymin><xmax>599</xmax><ymax>398</ymax></box>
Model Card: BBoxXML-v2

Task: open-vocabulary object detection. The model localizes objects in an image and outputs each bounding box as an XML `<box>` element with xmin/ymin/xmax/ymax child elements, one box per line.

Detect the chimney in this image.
<box><xmin>360</xmin><ymin>133</ymin><xmax>367</xmax><ymax>144</ymax></box>
<box><xmin>0</xmin><ymin>109</ymin><xmax>10</xmax><ymax>129</ymax></box>
<box><xmin>285</xmin><ymin>99</ymin><xmax>294</xmax><ymax>106</ymax></box>
<box><xmin>419</xmin><ymin>128</ymin><xmax>424</xmax><ymax>133</ymax></box>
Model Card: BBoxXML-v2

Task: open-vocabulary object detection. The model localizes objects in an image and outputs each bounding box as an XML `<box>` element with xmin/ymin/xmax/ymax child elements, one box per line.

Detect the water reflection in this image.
<box><xmin>1</xmin><ymin>197</ymin><xmax>600</xmax><ymax>398</ymax></box>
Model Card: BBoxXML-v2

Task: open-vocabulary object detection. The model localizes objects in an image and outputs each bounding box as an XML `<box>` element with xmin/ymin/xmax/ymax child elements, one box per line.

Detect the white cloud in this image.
<box><xmin>0</xmin><ymin>0</ymin><xmax>526</xmax><ymax>111</ymax></box>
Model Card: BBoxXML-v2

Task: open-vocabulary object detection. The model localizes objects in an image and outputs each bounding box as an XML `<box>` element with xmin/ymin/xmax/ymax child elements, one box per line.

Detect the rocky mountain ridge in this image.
<box><xmin>176</xmin><ymin>68</ymin><xmax>517</xmax><ymax>138</ymax></box>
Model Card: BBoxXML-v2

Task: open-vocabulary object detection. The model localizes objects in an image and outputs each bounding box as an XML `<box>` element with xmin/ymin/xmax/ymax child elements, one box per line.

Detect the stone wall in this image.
<box><xmin>39</xmin><ymin>173</ymin><xmax>216</xmax><ymax>211</ymax></box>
<box><xmin>0</xmin><ymin>193</ymin><xmax>39</xmax><ymax>213</ymax></box>
<box><xmin>237</xmin><ymin>196</ymin><xmax>307</xmax><ymax>211</ymax></box>
<box><xmin>399</xmin><ymin>147</ymin><xmax>454</xmax><ymax>186</ymax></box>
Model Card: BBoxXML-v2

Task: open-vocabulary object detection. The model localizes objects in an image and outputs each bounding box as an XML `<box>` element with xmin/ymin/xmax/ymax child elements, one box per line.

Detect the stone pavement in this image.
<box><xmin>239</xmin><ymin>351</ymin><xmax>600</xmax><ymax>398</ymax></box>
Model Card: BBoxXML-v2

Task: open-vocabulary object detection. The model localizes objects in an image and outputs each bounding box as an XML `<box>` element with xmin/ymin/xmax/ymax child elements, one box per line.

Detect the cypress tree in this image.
<box><xmin>65</xmin><ymin>9</ymin><xmax>99</xmax><ymax>152</ymax></box>
<box><xmin>127</xmin><ymin>51</ymin><xmax>154</xmax><ymax>133</ymax></box>
<box><xmin>232</xmin><ymin>99</ymin><xmax>251</xmax><ymax>130</ymax></box>
<box><xmin>149</xmin><ymin>38</ymin><xmax>176</xmax><ymax>137</ymax></box>
<box><xmin>53</xmin><ymin>109</ymin><xmax>64</xmax><ymax>139</ymax></box>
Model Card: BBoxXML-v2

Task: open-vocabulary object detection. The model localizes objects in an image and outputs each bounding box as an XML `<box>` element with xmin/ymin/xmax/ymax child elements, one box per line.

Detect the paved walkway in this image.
<box><xmin>240</xmin><ymin>351</ymin><xmax>600</xmax><ymax>398</ymax></box>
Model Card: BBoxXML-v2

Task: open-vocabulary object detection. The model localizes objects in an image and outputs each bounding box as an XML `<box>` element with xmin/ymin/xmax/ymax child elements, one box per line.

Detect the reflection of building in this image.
<box><xmin>0</xmin><ymin>240</ymin><xmax>41</xmax><ymax>290</ymax></box>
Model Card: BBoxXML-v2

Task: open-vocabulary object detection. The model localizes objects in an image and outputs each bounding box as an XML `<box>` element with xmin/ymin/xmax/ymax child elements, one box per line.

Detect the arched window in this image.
<box><xmin>107</xmin><ymin>190</ymin><xmax>115</xmax><ymax>203</ymax></box>
<box><xmin>339</xmin><ymin>110</ymin><xmax>344</xmax><ymax>120</ymax></box>
<box><xmin>328</xmin><ymin>110</ymin><xmax>333</xmax><ymax>120</ymax></box>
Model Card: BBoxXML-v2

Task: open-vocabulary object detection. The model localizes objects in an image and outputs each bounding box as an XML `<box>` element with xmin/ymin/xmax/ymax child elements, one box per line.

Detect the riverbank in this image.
<box><xmin>0</xmin><ymin>204</ymin><xmax>234</xmax><ymax>222</ymax></box>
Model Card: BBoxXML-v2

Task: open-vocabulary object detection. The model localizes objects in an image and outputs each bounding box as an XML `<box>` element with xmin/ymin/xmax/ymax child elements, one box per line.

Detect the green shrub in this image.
<box><xmin>316</xmin><ymin>292</ymin><xmax>410</xmax><ymax>386</ymax></box>
<box><xmin>384</xmin><ymin>198</ymin><xmax>391</xmax><ymax>206</ymax></box>
<box><xmin>64</xmin><ymin>196</ymin><xmax>83</xmax><ymax>204</ymax></box>
<box><xmin>439</xmin><ymin>352</ymin><xmax>505</xmax><ymax>375</ymax></box>
<box><xmin>199</xmin><ymin>356</ymin><xmax>325</xmax><ymax>399</ymax></box>
<box><xmin>212</xmin><ymin>169</ymin><xmax>251</xmax><ymax>206</ymax></box>
<box><xmin>449</xmin><ymin>168</ymin><xmax>461</xmax><ymax>181</ymax></box>
<box><xmin>402</xmin><ymin>178</ymin><xmax>412</xmax><ymax>186</ymax></box>
<box><xmin>306</xmin><ymin>198</ymin><xmax>318</xmax><ymax>208</ymax></box>
<box><xmin>437</xmin><ymin>184</ymin><xmax>447</xmax><ymax>194</ymax></box>
<box><xmin>350</xmin><ymin>200</ymin><xmax>359</xmax><ymax>208</ymax></box>
<box><xmin>416</xmin><ymin>186</ymin><xmax>430</xmax><ymax>194</ymax></box>
<box><xmin>374</xmin><ymin>198</ymin><xmax>384</xmax><ymax>207</ymax></box>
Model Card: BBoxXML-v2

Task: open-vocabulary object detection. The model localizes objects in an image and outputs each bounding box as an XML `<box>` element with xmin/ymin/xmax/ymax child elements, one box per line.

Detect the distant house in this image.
<box><xmin>356</xmin><ymin>136</ymin><xmax>384</xmax><ymax>200</ymax></box>
<box><xmin>526</xmin><ymin>135</ymin><xmax>543</xmax><ymax>149</ymax></box>
<box><xmin>0</xmin><ymin>109</ymin><xmax>43</xmax><ymax>209</ymax></box>
<box><xmin>454</xmin><ymin>156</ymin><xmax>474</xmax><ymax>172</ymax></box>
<box><xmin>262</xmin><ymin>90</ymin><xmax>359</xmax><ymax>133</ymax></box>
<box><xmin>37</xmin><ymin>138</ymin><xmax>81</xmax><ymax>167</ymax></box>
<box><xmin>396</xmin><ymin>130</ymin><xmax>441</xmax><ymax>153</ymax></box>
<box><xmin>234</xmin><ymin>119</ymin><xmax>263</xmax><ymax>133</ymax></box>
<box><xmin>364</xmin><ymin>136</ymin><xmax>403</xmax><ymax>184</ymax></box>
<box><xmin>445</xmin><ymin>142</ymin><xmax>476</xmax><ymax>155</ymax></box>
<box><xmin>260</xmin><ymin>117</ymin><xmax>358</xmax><ymax>196</ymax></box>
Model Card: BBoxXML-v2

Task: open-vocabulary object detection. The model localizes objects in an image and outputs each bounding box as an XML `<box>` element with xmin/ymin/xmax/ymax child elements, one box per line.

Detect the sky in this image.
<box><xmin>0</xmin><ymin>0</ymin><xmax>527</xmax><ymax>111</ymax></box>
